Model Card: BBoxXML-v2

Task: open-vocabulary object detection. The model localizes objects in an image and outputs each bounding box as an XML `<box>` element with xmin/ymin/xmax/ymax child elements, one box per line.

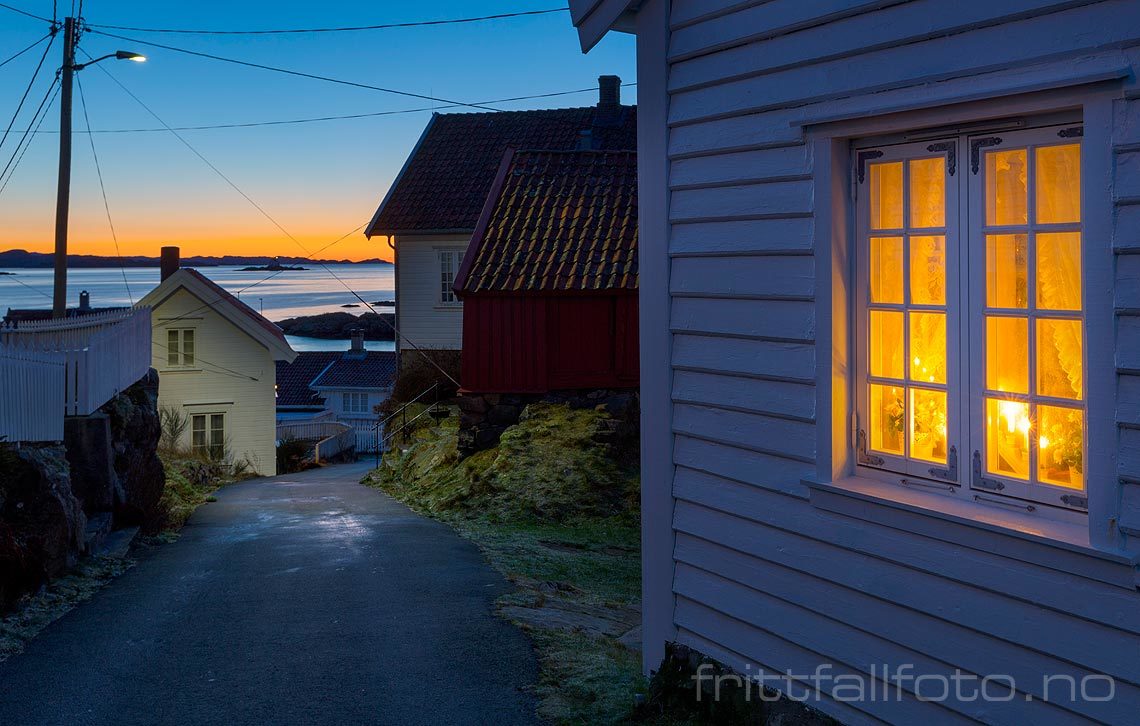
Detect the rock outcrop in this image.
<box><xmin>100</xmin><ymin>369</ymin><xmax>165</xmax><ymax>533</ymax></box>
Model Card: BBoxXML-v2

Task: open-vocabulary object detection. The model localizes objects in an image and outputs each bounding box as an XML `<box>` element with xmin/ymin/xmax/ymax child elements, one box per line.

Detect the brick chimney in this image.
<box><xmin>78</xmin><ymin>290</ymin><xmax>90</xmax><ymax>311</ymax></box>
<box><xmin>349</xmin><ymin>329</ymin><xmax>365</xmax><ymax>354</ymax></box>
<box><xmin>160</xmin><ymin>246</ymin><xmax>180</xmax><ymax>282</ymax></box>
<box><xmin>598</xmin><ymin>75</ymin><xmax>621</xmax><ymax>109</ymax></box>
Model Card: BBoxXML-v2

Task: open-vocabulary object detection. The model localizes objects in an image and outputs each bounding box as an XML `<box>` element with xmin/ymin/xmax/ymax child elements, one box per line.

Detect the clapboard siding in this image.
<box><xmin>1117</xmin><ymin>253</ymin><xmax>1140</xmax><ymax>310</ymax></box>
<box><xmin>670</xmin><ymin>255</ymin><xmax>814</xmax><ymax>299</ymax></box>
<box><xmin>671</xmin><ymin>484</ymin><xmax>1140</xmax><ymax>683</ymax></box>
<box><xmin>670</xmin><ymin>180</ymin><xmax>813</xmax><ymax>222</ymax></box>
<box><xmin>674</xmin><ymin>403</ymin><xmax>816</xmax><ymax>462</ymax></box>
<box><xmin>1120</xmin><ymin>375</ymin><xmax>1140</xmax><ymax>425</ymax></box>
<box><xmin>668</xmin><ymin>1</ymin><xmax>1140</xmax><ymax>125</ymax></box>
<box><xmin>1116</xmin><ymin>150</ymin><xmax>1140</xmax><ymax>199</ymax></box>
<box><xmin>670</xmin><ymin>144</ymin><xmax>811</xmax><ymax>187</ymax></box>
<box><xmin>668</xmin><ymin>0</ymin><xmax>1103</xmax><ymax>90</ymax></box>
<box><xmin>670</xmin><ymin>217</ymin><xmax>814</xmax><ymax>254</ymax></box>
<box><xmin>672</xmin><ymin>298</ymin><xmax>815</xmax><ymax>341</ymax></box>
<box><xmin>672</xmin><ymin>370</ymin><xmax>815</xmax><ymax>422</ymax></box>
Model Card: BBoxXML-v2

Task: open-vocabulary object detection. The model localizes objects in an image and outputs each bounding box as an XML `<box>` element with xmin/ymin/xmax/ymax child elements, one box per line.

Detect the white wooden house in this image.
<box><xmin>137</xmin><ymin>249</ymin><xmax>296</xmax><ymax>476</ymax></box>
<box><xmin>571</xmin><ymin>1</ymin><xmax>1140</xmax><ymax>722</ymax></box>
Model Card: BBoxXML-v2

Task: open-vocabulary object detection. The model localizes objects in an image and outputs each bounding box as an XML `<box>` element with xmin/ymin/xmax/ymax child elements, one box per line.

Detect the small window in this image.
<box><xmin>438</xmin><ymin>250</ymin><xmax>462</xmax><ymax>305</ymax></box>
<box><xmin>342</xmin><ymin>392</ymin><xmax>369</xmax><ymax>414</ymax></box>
<box><xmin>167</xmin><ymin>328</ymin><xmax>195</xmax><ymax>367</ymax></box>
<box><xmin>855</xmin><ymin>123</ymin><xmax>1085</xmax><ymax>514</ymax></box>
<box><xmin>191</xmin><ymin>413</ymin><xmax>225</xmax><ymax>459</ymax></box>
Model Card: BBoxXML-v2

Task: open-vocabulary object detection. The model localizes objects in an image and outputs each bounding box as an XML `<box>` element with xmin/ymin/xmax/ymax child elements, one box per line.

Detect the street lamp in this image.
<box><xmin>52</xmin><ymin>15</ymin><xmax>146</xmax><ymax>318</ymax></box>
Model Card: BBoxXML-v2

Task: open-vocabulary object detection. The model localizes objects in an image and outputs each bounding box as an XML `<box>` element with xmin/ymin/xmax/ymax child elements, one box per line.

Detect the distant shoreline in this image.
<box><xmin>0</xmin><ymin>249</ymin><xmax>390</xmax><ymax>269</ymax></box>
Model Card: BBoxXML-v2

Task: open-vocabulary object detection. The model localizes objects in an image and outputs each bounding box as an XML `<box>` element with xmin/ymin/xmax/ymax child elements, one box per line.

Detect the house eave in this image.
<box><xmin>569</xmin><ymin>0</ymin><xmax>639</xmax><ymax>52</ymax></box>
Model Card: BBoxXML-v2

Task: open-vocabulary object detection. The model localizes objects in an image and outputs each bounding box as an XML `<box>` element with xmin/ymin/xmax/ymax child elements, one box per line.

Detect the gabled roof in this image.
<box><xmin>455</xmin><ymin>149</ymin><xmax>638</xmax><ymax>295</ymax></box>
<box><xmin>366</xmin><ymin>104</ymin><xmax>636</xmax><ymax>237</ymax></box>
<box><xmin>275</xmin><ymin>352</ymin><xmax>339</xmax><ymax>407</ymax></box>
<box><xmin>569</xmin><ymin>0</ymin><xmax>638</xmax><ymax>52</ymax></box>
<box><xmin>310</xmin><ymin>350</ymin><xmax>397</xmax><ymax>390</ymax></box>
<box><xmin>137</xmin><ymin>268</ymin><xmax>297</xmax><ymax>362</ymax></box>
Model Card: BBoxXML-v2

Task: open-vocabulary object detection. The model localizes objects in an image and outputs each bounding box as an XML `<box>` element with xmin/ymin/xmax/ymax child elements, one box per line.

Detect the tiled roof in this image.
<box><xmin>183</xmin><ymin>269</ymin><xmax>290</xmax><ymax>345</ymax></box>
<box><xmin>366</xmin><ymin>105</ymin><xmax>636</xmax><ymax>236</ymax></box>
<box><xmin>455</xmin><ymin>150</ymin><xmax>638</xmax><ymax>294</ymax></box>
<box><xmin>310</xmin><ymin>350</ymin><xmax>397</xmax><ymax>390</ymax></box>
<box><xmin>275</xmin><ymin>352</ymin><xmax>338</xmax><ymax>407</ymax></box>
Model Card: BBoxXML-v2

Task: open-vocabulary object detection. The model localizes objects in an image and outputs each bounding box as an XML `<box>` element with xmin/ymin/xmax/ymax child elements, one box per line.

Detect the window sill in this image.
<box><xmin>803</xmin><ymin>474</ymin><xmax>1139</xmax><ymax>589</ymax></box>
<box><xmin>161</xmin><ymin>367</ymin><xmax>203</xmax><ymax>373</ymax></box>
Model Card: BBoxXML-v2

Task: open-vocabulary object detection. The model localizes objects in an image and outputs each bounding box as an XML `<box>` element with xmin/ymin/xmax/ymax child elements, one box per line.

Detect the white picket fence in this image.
<box><xmin>0</xmin><ymin>308</ymin><xmax>153</xmax><ymax>441</ymax></box>
<box><xmin>276</xmin><ymin>419</ymin><xmax>356</xmax><ymax>464</ymax></box>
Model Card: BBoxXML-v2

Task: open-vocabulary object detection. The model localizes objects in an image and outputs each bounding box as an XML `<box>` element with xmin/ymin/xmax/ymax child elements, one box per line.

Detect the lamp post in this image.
<box><xmin>52</xmin><ymin>16</ymin><xmax>145</xmax><ymax>318</ymax></box>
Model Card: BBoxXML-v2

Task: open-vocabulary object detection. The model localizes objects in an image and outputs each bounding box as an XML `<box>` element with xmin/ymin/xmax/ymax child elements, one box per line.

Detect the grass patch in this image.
<box><xmin>158</xmin><ymin>453</ymin><xmax>252</xmax><ymax>532</ymax></box>
<box><xmin>365</xmin><ymin>401</ymin><xmax>646</xmax><ymax>724</ymax></box>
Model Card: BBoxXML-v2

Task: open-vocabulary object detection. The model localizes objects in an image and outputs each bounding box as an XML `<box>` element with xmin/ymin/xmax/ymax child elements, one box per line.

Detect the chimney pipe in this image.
<box><xmin>160</xmin><ymin>246</ymin><xmax>180</xmax><ymax>282</ymax></box>
<box><xmin>350</xmin><ymin>329</ymin><xmax>365</xmax><ymax>353</ymax></box>
<box><xmin>598</xmin><ymin>75</ymin><xmax>620</xmax><ymax>109</ymax></box>
<box><xmin>78</xmin><ymin>290</ymin><xmax>90</xmax><ymax>311</ymax></box>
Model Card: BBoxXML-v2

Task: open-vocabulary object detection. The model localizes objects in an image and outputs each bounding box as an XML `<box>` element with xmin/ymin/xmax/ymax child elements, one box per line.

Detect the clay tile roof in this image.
<box><xmin>275</xmin><ymin>352</ymin><xmax>339</xmax><ymax>407</ymax></box>
<box><xmin>310</xmin><ymin>350</ymin><xmax>397</xmax><ymax>389</ymax></box>
<box><xmin>366</xmin><ymin>105</ymin><xmax>636</xmax><ymax>236</ymax></box>
<box><xmin>455</xmin><ymin>149</ymin><xmax>638</xmax><ymax>294</ymax></box>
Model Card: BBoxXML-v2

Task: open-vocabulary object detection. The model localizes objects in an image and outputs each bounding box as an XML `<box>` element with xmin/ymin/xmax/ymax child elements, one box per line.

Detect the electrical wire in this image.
<box><xmin>0</xmin><ymin>73</ymin><xmax>59</xmax><ymax>194</ymax></box>
<box><xmin>0</xmin><ymin>31</ymin><xmax>56</xmax><ymax>155</ymax></box>
<box><xmin>26</xmin><ymin>83</ymin><xmax>636</xmax><ymax>134</ymax></box>
<box><xmin>0</xmin><ymin>79</ymin><xmax>58</xmax><ymax>199</ymax></box>
<box><xmin>87</xmin><ymin>29</ymin><xmax>520</xmax><ymax>114</ymax></box>
<box><xmin>0</xmin><ymin>32</ymin><xmax>52</xmax><ymax>71</ymax></box>
<box><xmin>86</xmin><ymin>7</ymin><xmax>566</xmax><ymax>35</ymax></box>
<box><xmin>1</xmin><ymin>272</ymin><xmax>53</xmax><ymax>300</ymax></box>
<box><xmin>0</xmin><ymin>1</ymin><xmax>52</xmax><ymax>22</ymax></box>
<box><xmin>75</xmin><ymin>72</ymin><xmax>133</xmax><ymax>304</ymax></box>
<box><xmin>90</xmin><ymin>59</ymin><xmax>459</xmax><ymax>386</ymax></box>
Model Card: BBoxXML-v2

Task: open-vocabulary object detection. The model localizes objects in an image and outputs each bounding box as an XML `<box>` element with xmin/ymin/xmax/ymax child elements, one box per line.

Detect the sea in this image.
<box><xmin>0</xmin><ymin>264</ymin><xmax>396</xmax><ymax>352</ymax></box>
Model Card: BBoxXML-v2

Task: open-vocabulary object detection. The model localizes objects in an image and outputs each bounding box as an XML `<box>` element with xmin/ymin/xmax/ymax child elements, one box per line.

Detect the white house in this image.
<box><xmin>571</xmin><ymin>1</ymin><xmax>1140</xmax><ymax>723</ymax></box>
<box><xmin>363</xmin><ymin>78</ymin><xmax>636</xmax><ymax>368</ymax></box>
<box><xmin>275</xmin><ymin>336</ymin><xmax>396</xmax><ymax>452</ymax></box>
<box><xmin>137</xmin><ymin>248</ymin><xmax>296</xmax><ymax>476</ymax></box>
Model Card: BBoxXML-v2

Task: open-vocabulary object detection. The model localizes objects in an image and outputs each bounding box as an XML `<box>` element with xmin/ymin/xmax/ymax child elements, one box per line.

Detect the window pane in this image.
<box><xmin>869</xmin><ymin>236</ymin><xmax>904</xmax><ymax>303</ymax></box>
<box><xmin>1037</xmin><ymin>405</ymin><xmax>1084</xmax><ymax>489</ymax></box>
<box><xmin>1036</xmin><ymin>144</ymin><xmax>1080</xmax><ymax>224</ymax></box>
<box><xmin>191</xmin><ymin>415</ymin><xmax>205</xmax><ymax>449</ymax></box>
<box><xmin>986</xmin><ymin>317</ymin><xmax>1029</xmax><ymax>393</ymax></box>
<box><xmin>985</xmin><ymin>148</ymin><xmax>1028</xmax><ymax>226</ymax></box>
<box><xmin>986</xmin><ymin>398</ymin><xmax>1030</xmax><ymax>480</ymax></box>
<box><xmin>869</xmin><ymin>384</ymin><xmax>905</xmax><ymax>455</ymax></box>
<box><xmin>167</xmin><ymin>330</ymin><xmax>179</xmax><ymax>366</ymax></box>
<box><xmin>1036</xmin><ymin>232</ymin><xmax>1082</xmax><ymax>310</ymax></box>
<box><xmin>869</xmin><ymin>161</ymin><xmax>903</xmax><ymax>230</ymax></box>
<box><xmin>182</xmin><ymin>330</ymin><xmax>195</xmax><ymax>366</ymax></box>
<box><xmin>909</xmin><ymin>387</ymin><xmax>947</xmax><ymax>464</ymax></box>
<box><xmin>869</xmin><ymin>310</ymin><xmax>904</xmax><ymax>379</ymax></box>
<box><xmin>909</xmin><ymin>235</ymin><xmax>945</xmax><ymax>305</ymax></box>
<box><xmin>986</xmin><ymin>234</ymin><xmax>1028</xmax><ymax>308</ymax></box>
<box><xmin>909</xmin><ymin>157</ymin><xmax>945</xmax><ymax>228</ymax></box>
<box><xmin>1037</xmin><ymin>319</ymin><xmax>1083</xmax><ymax>400</ymax></box>
<box><xmin>909</xmin><ymin>312</ymin><xmax>946</xmax><ymax>384</ymax></box>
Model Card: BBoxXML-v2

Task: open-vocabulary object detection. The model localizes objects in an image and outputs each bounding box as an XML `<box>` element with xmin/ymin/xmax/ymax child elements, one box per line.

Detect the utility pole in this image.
<box><xmin>52</xmin><ymin>17</ymin><xmax>76</xmax><ymax>319</ymax></box>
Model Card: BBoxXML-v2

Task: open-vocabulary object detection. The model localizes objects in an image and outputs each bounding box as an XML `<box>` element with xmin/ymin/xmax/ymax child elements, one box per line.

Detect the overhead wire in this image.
<box><xmin>0</xmin><ymin>73</ymin><xmax>59</xmax><ymax>195</ymax></box>
<box><xmin>86</xmin><ymin>7</ymin><xmax>567</xmax><ymax>35</ymax></box>
<box><xmin>0</xmin><ymin>1</ymin><xmax>52</xmax><ymax>22</ymax></box>
<box><xmin>75</xmin><ymin>72</ymin><xmax>132</xmax><ymax>304</ymax></box>
<box><xmin>0</xmin><ymin>32</ymin><xmax>52</xmax><ymax>71</ymax></box>
<box><xmin>0</xmin><ymin>31</ymin><xmax>56</xmax><ymax>156</ymax></box>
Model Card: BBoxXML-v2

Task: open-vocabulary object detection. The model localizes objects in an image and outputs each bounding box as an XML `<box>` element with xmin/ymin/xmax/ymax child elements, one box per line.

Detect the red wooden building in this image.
<box><xmin>453</xmin><ymin>149</ymin><xmax>638</xmax><ymax>394</ymax></box>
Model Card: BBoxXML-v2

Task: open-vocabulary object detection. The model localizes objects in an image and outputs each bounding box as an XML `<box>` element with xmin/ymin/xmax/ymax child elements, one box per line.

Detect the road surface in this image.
<box><xmin>0</xmin><ymin>461</ymin><xmax>539</xmax><ymax>725</ymax></box>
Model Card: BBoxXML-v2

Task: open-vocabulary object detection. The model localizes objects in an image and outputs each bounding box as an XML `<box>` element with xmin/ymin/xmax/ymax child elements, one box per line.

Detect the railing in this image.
<box><xmin>1</xmin><ymin>307</ymin><xmax>152</xmax><ymax>417</ymax></box>
<box><xmin>276</xmin><ymin>420</ymin><xmax>355</xmax><ymax>464</ymax></box>
<box><xmin>315</xmin><ymin>423</ymin><xmax>356</xmax><ymax>464</ymax></box>
<box><xmin>0</xmin><ymin>348</ymin><xmax>66</xmax><ymax>442</ymax></box>
<box><xmin>337</xmin><ymin>416</ymin><xmax>383</xmax><ymax>453</ymax></box>
<box><xmin>372</xmin><ymin>382</ymin><xmax>450</xmax><ymax>466</ymax></box>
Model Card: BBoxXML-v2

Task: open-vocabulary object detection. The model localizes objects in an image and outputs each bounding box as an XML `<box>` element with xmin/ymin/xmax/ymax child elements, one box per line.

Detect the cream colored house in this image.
<box><xmin>364</xmin><ymin>77</ymin><xmax>636</xmax><ymax>366</ymax></box>
<box><xmin>137</xmin><ymin>251</ymin><xmax>296</xmax><ymax>475</ymax></box>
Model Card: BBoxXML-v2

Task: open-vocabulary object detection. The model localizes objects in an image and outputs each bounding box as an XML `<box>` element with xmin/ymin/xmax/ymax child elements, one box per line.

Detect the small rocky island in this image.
<box><xmin>238</xmin><ymin>262</ymin><xmax>308</xmax><ymax>272</ymax></box>
<box><xmin>275</xmin><ymin>311</ymin><xmax>395</xmax><ymax>340</ymax></box>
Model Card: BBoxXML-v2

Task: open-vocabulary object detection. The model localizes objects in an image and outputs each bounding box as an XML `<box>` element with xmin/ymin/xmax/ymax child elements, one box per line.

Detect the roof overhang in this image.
<box><xmin>365</xmin><ymin>114</ymin><xmax>438</xmax><ymax>240</ymax></box>
<box><xmin>569</xmin><ymin>0</ymin><xmax>639</xmax><ymax>52</ymax></box>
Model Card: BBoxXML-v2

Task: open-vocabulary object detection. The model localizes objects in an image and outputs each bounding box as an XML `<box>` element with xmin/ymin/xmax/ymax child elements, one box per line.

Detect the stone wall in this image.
<box><xmin>457</xmin><ymin>389</ymin><xmax>639</xmax><ymax>458</ymax></box>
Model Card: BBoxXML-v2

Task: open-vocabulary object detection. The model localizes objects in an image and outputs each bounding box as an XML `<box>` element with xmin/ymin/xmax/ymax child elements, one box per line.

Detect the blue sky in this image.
<box><xmin>0</xmin><ymin>1</ymin><xmax>635</xmax><ymax>260</ymax></box>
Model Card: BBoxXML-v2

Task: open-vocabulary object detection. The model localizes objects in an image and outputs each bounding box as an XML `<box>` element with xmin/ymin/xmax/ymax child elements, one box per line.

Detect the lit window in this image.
<box><xmin>856</xmin><ymin>124</ymin><xmax>1084</xmax><ymax>512</ymax></box>
<box><xmin>439</xmin><ymin>250</ymin><xmax>462</xmax><ymax>305</ymax></box>
<box><xmin>190</xmin><ymin>413</ymin><xmax>225</xmax><ymax>459</ymax></box>
<box><xmin>166</xmin><ymin>328</ymin><xmax>195</xmax><ymax>367</ymax></box>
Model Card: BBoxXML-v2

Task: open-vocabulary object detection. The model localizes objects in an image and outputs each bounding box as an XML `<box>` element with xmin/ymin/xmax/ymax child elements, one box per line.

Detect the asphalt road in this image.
<box><xmin>0</xmin><ymin>461</ymin><xmax>540</xmax><ymax>725</ymax></box>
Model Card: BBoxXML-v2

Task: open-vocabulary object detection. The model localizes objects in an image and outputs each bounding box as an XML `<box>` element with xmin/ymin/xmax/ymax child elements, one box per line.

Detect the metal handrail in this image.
<box><xmin>371</xmin><ymin>382</ymin><xmax>441</xmax><ymax>466</ymax></box>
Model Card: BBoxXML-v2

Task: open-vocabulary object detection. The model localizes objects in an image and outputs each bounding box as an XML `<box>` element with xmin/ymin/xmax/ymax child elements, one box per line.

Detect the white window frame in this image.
<box><xmin>854</xmin><ymin>124</ymin><xmax>1088</xmax><ymax>518</ymax></box>
<box><xmin>342</xmin><ymin>392</ymin><xmax>369</xmax><ymax>415</ymax></box>
<box><xmin>166</xmin><ymin>327</ymin><xmax>196</xmax><ymax>368</ymax></box>
<box><xmin>190</xmin><ymin>412</ymin><xmax>225</xmax><ymax>459</ymax></box>
<box><xmin>808</xmin><ymin>88</ymin><xmax>1121</xmax><ymax>554</ymax></box>
<box><xmin>437</xmin><ymin>249</ymin><xmax>462</xmax><ymax>306</ymax></box>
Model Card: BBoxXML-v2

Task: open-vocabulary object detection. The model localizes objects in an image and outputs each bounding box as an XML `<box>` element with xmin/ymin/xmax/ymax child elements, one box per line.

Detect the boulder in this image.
<box><xmin>101</xmin><ymin>369</ymin><xmax>165</xmax><ymax>533</ymax></box>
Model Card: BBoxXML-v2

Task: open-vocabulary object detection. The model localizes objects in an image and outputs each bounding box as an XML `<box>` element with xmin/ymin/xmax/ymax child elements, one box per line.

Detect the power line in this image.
<box><xmin>0</xmin><ymin>32</ymin><xmax>56</xmax><ymax>156</ymax></box>
<box><xmin>0</xmin><ymin>1</ymin><xmax>52</xmax><ymax>22</ymax></box>
<box><xmin>75</xmin><ymin>72</ymin><xmax>133</xmax><ymax>304</ymax></box>
<box><xmin>26</xmin><ymin>84</ymin><xmax>636</xmax><ymax>134</ymax></box>
<box><xmin>86</xmin><ymin>7</ymin><xmax>566</xmax><ymax>35</ymax></box>
<box><xmin>0</xmin><ymin>78</ymin><xmax>59</xmax><ymax>199</ymax></box>
<box><xmin>0</xmin><ymin>32</ymin><xmax>52</xmax><ymax>71</ymax></box>
<box><xmin>0</xmin><ymin>74</ymin><xmax>59</xmax><ymax>194</ymax></box>
<box><xmin>87</xmin><ymin>29</ymin><xmax>520</xmax><ymax>114</ymax></box>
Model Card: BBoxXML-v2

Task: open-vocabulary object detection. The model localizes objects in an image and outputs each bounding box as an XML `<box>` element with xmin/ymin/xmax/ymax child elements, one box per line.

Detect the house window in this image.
<box><xmin>856</xmin><ymin>124</ymin><xmax>1084</xmax><ymax>512</ymax></box>
<box><xmin>190</xmin><ymin>413</ymin><xmax>225</xmax><ymax>459</ymax></box>
<box><xmin>167</xmin><ymin>328</ymin><xmax>195</xmax><ymax>367</ymax></box>
<box><xmin>438</xmin><ymin>249</ymin><xmax>461</xmax><ymax>305</ymax></box>
<box><xmin>342</xmin><ymin>392</ymin><xmax>369</xmax><ymax>414</ymax></box>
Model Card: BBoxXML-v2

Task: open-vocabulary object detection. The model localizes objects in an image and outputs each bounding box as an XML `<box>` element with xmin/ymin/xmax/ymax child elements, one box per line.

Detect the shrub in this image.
<box><xmin>385</xmin><ymin>349</ymin><xmax>461</xmax><ymax>413</ymax></box>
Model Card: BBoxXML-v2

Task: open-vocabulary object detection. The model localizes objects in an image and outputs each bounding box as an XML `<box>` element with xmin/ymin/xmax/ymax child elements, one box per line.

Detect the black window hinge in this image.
<box><xmin>970</xmin><ymin>136</ymin><xmax>1003</xmax><ymax>175</ymax></box>
<box><xmin>856</xmin><ymin>428</ymin><xmax>884</xmax><ymax>467</ymax></box>
<box><xmin>972</xmin><ymin>450</ymin><xmax>1006</xmax><ymax>491</ymax></box>
<box><xmin>928</xmin><ymin>445</ymin><xmax>958</xmax><ymax>482</ymax></box>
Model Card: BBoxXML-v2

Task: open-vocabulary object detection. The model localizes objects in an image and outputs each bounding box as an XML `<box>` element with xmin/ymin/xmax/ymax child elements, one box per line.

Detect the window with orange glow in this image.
<box><xmin>857</xmin><ymin>125</ymin><xmax>1085</xmax><ymax>513</ymax></box>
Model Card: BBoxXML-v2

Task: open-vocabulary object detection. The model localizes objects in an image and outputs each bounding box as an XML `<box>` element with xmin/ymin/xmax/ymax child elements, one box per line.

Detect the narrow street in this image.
<box><xmin>0</xmin><ymin>461</ymin><xmax>539</xmax><ymax>725</ymax></box>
